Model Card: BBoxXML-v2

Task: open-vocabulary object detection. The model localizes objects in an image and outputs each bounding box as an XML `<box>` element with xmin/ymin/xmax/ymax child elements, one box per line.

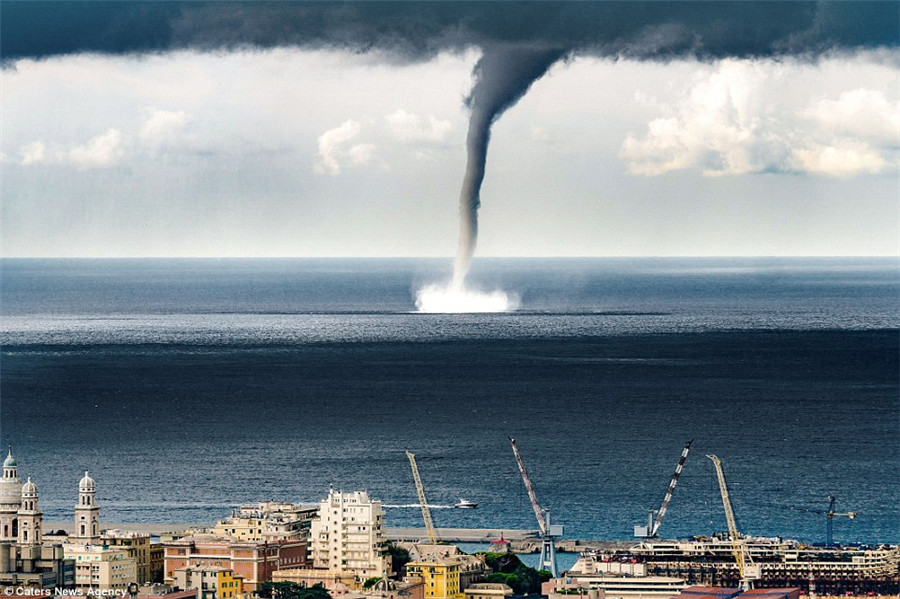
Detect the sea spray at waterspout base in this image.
<box><xmin>415</xmin><ymin>282</ymin><xmax>520</xmax><ymax>313</ymax></box>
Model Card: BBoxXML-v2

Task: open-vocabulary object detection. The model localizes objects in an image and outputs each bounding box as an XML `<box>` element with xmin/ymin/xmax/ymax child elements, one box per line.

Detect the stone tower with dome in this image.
<box><xmin>0</xmin><ymin>448</ymin><xmax>73</xmax><ymax>590</ymax></box>
<box><xmin>0</xmin><ymin>448</ymin><xmax>23</xmax><ymax>542</ymax></box>
<box><xmin>18</xmin><ymin>477</ymin><xmax>42</xmax><ymax>546</ymax></box>
<box><xmin>73</xmin><ymin>471</ymin><xmax>100</xmax><ymax>542</ymax></box>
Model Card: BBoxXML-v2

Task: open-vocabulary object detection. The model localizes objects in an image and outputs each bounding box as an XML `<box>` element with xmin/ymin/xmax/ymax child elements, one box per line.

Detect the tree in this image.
<box><xmin>479</xmin><ymin>552</ymin><xmax>551</xmax><ymax>595</ymax></box>
<box><xmin>259</xmin><ymin>582</ymin><xmax>332</xmax><ymax>599</ymax></box>
<box><xmin>384</xmin><ymin>540</ymin><xmax>410</xmax><ymax>576</ymax></box>
<box><xmin>363</xmin><ymin>577</ymin><xmax>383</xmax><ymax>590</ymax></box>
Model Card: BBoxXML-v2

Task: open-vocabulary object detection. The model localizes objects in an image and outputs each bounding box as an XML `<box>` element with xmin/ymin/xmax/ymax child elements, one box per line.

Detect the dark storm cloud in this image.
<box><xmin>4</xmin><ymin>1</ymin><xmax>896</xmax><ymax>281</ymax></box>
<box><xmin>2</xmin><ymin>1</ymin><xmax>898</xmax><ymax>64</ymax></box>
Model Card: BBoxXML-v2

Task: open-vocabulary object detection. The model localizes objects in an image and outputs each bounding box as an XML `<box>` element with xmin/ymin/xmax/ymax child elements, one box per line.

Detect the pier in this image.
<box><xmin>384</xmin><ymin>528</ymin><xmax>635</xmax><ymax>553</ymax></box>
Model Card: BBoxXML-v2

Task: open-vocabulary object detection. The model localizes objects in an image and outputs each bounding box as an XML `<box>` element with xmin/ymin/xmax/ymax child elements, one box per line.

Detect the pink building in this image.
<box><xmin>163</xmin><ymin>534</ymin><xmax>307</xmax><ymax>593</ymax></box>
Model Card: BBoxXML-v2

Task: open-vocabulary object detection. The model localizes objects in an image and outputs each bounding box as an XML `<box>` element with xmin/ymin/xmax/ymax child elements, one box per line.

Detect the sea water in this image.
<box><xmin>1</xmin><ymin>257</ymin><xmax>897</xmax><ymax>543</ymax></box>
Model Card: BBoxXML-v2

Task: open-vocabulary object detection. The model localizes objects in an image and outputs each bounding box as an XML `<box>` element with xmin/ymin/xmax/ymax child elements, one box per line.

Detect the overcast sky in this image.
<box><xmin>2</xmin><ymin>3</ymin><xmax>898</xmax><ymax>257</ymax></box>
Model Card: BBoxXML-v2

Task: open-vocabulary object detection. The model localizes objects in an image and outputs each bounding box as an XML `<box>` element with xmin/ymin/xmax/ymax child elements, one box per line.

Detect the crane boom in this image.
<box><xmin>651</xmin><ymin>439</ymin><xmax>693</xmax><ymax>537</ymax></box>
<box><xmin>707</xmin><ymin>454</ymin><xmax>752</xmax><ymax>584</ymax></box>
<box><xmin>406</xmin><ymin>450</ymin><xmax>437</xmax><ymax>545</ymax></box>
<box><xmin>509</xmin><ymin>437</ymin><xmax>559</xmax><ymax>577</ymax></box>
<box><xmin>509</xmin><ymin>437</ymin><xmax>547</xmax><ymax>535</ymax></box>
<box><xmin>825</xmin><ymin>495</ymin><xmax>858</xmax><ymax>546</ymax></box>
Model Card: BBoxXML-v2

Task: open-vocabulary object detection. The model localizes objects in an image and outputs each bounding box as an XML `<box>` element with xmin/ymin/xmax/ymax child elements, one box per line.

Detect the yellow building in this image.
<box><xmin>173</xmin><ymin>565</ymin><xmax>243</xmax><ymax>599</ymax></box>
<box><xmin>101</xmin><ymin>529</ymin><xmax>152</xmax><ymax>583</ymax></box>
<box><xmin>406</xmin><ymin>560</ymin><xmax>464</xmax><ymax>599</ymax></box>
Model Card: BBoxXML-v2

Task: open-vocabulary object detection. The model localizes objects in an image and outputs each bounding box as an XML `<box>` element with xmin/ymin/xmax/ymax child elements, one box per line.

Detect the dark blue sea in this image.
<box><xmin>1</xmin><ymin>258</ymin><xmax>897</xmax><ymax>545</ymax></box>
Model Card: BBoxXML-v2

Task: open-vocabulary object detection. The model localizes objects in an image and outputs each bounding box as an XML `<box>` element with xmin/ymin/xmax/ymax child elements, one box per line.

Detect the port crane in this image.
<box><xmin>789</xmin><ymin>495</ymin><xmax>858</xmax><ymax>546</ymax></box>
<box><xmin>707</xmin><ymin>454</ymin><xmax>759</xmax><ymax>590</ymax></box>
<box><xmin>406</xmin><ymin>450</ymin><xmax>438</xmax><ymax>545</ymax></box>
<box><xmin>509</xmin><ymin>437</ymin><xmax>563</xmax><ymax>577</ymax></box>
<box><xmin>824</xmin><ymin>496</ymin><xmax>857</xmax><ymax>547</ymax></box>
<box><xmin>635</xmin><ymin>439</ymin><xmax>693</xmax><ymax>538</ymax></box>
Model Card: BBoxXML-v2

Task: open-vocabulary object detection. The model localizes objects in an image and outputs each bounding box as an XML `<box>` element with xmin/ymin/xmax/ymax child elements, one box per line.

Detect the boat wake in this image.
<box><xmin>384</xmin><ymin>503</ymin><xmax>456</xmax><ymax>509</ymax></box>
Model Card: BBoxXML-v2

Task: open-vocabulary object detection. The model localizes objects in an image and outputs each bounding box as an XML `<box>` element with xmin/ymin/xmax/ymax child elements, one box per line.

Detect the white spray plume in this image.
<box><xmin>415</xmin><ymin>281</ymin><xmax>520</xmax><ymax>313</ymax></box>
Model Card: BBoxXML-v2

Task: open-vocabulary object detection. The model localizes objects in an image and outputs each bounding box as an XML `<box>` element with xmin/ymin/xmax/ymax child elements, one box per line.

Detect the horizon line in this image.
<box><xmin>0</xmin><ymin>255</ymin><xmax>897</xmax><ymax>260</ymax></box>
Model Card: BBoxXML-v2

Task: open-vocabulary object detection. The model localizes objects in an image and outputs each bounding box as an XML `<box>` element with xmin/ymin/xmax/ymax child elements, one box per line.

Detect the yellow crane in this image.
<box><xmin>406</xmin><ymin>450</ymin><xmax>438</xmax><ymax>545</ymax></box>
<box><xmin>707</xmin><ymin>454</ymin><xmax>759</xmax><ymax>589</ymax></box>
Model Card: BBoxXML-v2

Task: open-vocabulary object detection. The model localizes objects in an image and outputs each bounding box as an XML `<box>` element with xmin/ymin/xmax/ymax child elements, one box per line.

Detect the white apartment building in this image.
<box><xmin>309</xmin><ymin>489</ymin><xmax>391</xmax><ymax>580</ymax></box>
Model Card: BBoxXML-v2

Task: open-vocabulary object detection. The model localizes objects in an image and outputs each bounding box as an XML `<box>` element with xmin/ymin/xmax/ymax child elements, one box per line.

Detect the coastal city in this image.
<box><xmin>1</xmin><ymin>449</ymin><xmax>897</xmax><ymax>599</ymax></box>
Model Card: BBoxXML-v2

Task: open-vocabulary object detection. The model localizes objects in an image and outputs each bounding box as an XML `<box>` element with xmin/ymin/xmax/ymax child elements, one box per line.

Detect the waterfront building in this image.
<box><xmin>0</xmin><ymin>449</ymin><xmax>75</xmax><ymax>591</ymax></box>
<box><xmin>214</xmin><ymin>501</ymin><xmax>318</xmax><ymax>543</ymax></box>
<box><xmin>571</xmin><ymin>538</ymin><xmax>900</xmax><ymax>597</ymax></box>
<box><xmin>272</xmin><ymin>567</ymin><xmax>359</xmax><ymax>590</ymax></box>
<box><xmin>72</xmin><ymin>471</ymin><xmax>101</xmax><ymax>543</ymax></box>
<box><xmin>327</xmin><ymin>575</ymin><xmax>427</xmax><ymax>599</ymax></box>
<box><xmin>63</xmin><ymin>542</ymin><xmax>137</xmax><ymax>590</ymax></box>
<box><xmin>137</xmin><ymin>582</ymin><xmax>199</xmax><ymax>599</ymax></box>
<box><xmin>172</xmin><ymin>565</ymin><xmax>243</xmax><ymax>599</ymax></box>
<box><xmin>671</xmin><ymin>587</ymin><xmax>801</xmax><ymax>599</ymax></box>
<box><xmin>632</xmin><ymin>538</ymin><xmax>899</xmax><ymax>595</ymax></box>
<box><xmin>150</xmin><ymin>543</ymin><xmax>165</xmax><ymax>583</ymax></box>
<box><xmin>405</xmin><ymin>547</ymin><xmax>486</xmax><ymax>599</ymax></box>
<box><xmin>309</xmin><ymin>489</ymin><xmax>391</xmax><ymax>580</ymax></box>
<box><xmin>405</xmin><ymin>559</ymin><xmax>463</xmax><ymax>599</ymax></box>
<box><xmin>487</xmin><ymin>537</ymin><xmax>511</xmax><ymax>554</ymax></box>
<box><xmin>463</xmin><ymin>583</ymin><xmax>513</xmax><ymax>599</ymax></box>
<box><xmin>406</xmin><ymin>545</ymin><xmax>487</xmax><ymax>591</ymax></box>
<box><xmin>0</xmin><ymin>543</ymin><xmax>75</xmax><ymax>591</ymax></box>
<box><xmin>163</xmin><ymin>533</ymin><xmax>306</xmax><ymax>593</ymax></box>
<box><xmin>546</xmin><ymin>574</ymin><xmax>687</xmax><ymax>599</ymax></box>
<box><xmin>102</xmin><ymin>529</ymin><xmax>153</xmax><ymax>583</ymax></box>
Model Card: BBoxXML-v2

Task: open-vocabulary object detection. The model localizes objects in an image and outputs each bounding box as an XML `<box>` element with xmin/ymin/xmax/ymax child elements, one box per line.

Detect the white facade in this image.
<box><xmin>310</xmin><ymin>489</ymin><xmax>390</xmax><ymax>580</ymax></box>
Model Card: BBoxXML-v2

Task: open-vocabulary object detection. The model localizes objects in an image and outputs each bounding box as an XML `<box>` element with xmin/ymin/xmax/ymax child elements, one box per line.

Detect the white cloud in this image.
<box><xmin>790</xmin><ymin>140</ymin><xmax>887</xmax><ymax>177</ymax></box>
<box><xmin>803</xmin><ymin>88</ymin><xmax>900</xmax><ymax>145</ymax></box>
<box><xmin>19</xmin><ymin>140</ymin><xmax>49</xmax><ymax>165</ymax></box>
<box><xmin>621</xmin><ymin>59</ymin><xmax>899</xmax><ymax>178</ymax></box>
<box><xmin>68</xmin><ymin>129</ymin><xmax>126</xmax><ymax>169</ymax></box>
<box><xmin>314</xmin><ymin>120</ymin><xmax>374</xmax><ymax>175</ymax></box>
<box><xmin>385</xmin><ymin>109</ymin><xmax>452</xmax><ymax>144</ymax></box>
<box><xmin>139</xmin><ymin>108</ymin><xmax>190</xmax><ymax>146</ymax></box>
<box><xmin>347</xmin><ymin>143</ymin><xmax>375</xmax><ymax>166</ymax></box>
<box><xmin>15</xmin><ymin>107</ymin><xmax>192</xmax><ymax>168</ymax></box>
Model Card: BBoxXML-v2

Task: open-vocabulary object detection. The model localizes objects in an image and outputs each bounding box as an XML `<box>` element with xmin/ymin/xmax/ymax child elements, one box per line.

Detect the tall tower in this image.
<box><xmin>18</xmin><ymin>477</ymin><xmax>42</xmax><ymax>546</ymax></box>
<box><xmin>0</xmin><ymin>448</ymin><xmax>23</xmax><ymax>542</ymax></box>
<box><xmin>74</xmin><ymin>471</ymin><xmax>100</xmax><ymax>542</ymax></box>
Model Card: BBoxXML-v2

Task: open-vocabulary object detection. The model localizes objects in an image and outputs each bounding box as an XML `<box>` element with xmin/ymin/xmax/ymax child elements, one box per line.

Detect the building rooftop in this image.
<box><xmin>102</xmin><ymin>529</ymin><xmax>151</xmax><ymax>539</ymax></box>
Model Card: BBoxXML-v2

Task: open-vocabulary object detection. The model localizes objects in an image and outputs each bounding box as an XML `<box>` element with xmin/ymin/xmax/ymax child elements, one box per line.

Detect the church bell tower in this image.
<box><xmin>73</xmin><ymin>471</ymin><xmax>100</xmax><ymax>542</ymax></box>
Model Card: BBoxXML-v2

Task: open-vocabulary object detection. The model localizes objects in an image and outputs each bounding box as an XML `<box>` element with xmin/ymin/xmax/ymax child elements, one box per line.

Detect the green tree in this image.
<box><xmin>478</xmin><ymin>552</ymin><xmax>551</xmax><ymax>595</ymax></box>
<box><xmin>384</xmin><ymin>540</ymin><xmax>410</xmax><ymax>576</ymax></box>
<box><xmin>363</xmin><ymin>577</ymin><xmax>383</xmax><ymax>590</ymax></box>
<box><xmin>260</xmin><ymin>582</ymin><xmax>332</xmax><ymax>599</ymax></box>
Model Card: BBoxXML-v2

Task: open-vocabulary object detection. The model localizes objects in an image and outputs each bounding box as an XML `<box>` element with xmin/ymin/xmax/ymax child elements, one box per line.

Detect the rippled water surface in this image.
<box><xmin>1</xmin><ymin>258</ymin><xmax>897</xmax><ymax>543</ymax></box>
